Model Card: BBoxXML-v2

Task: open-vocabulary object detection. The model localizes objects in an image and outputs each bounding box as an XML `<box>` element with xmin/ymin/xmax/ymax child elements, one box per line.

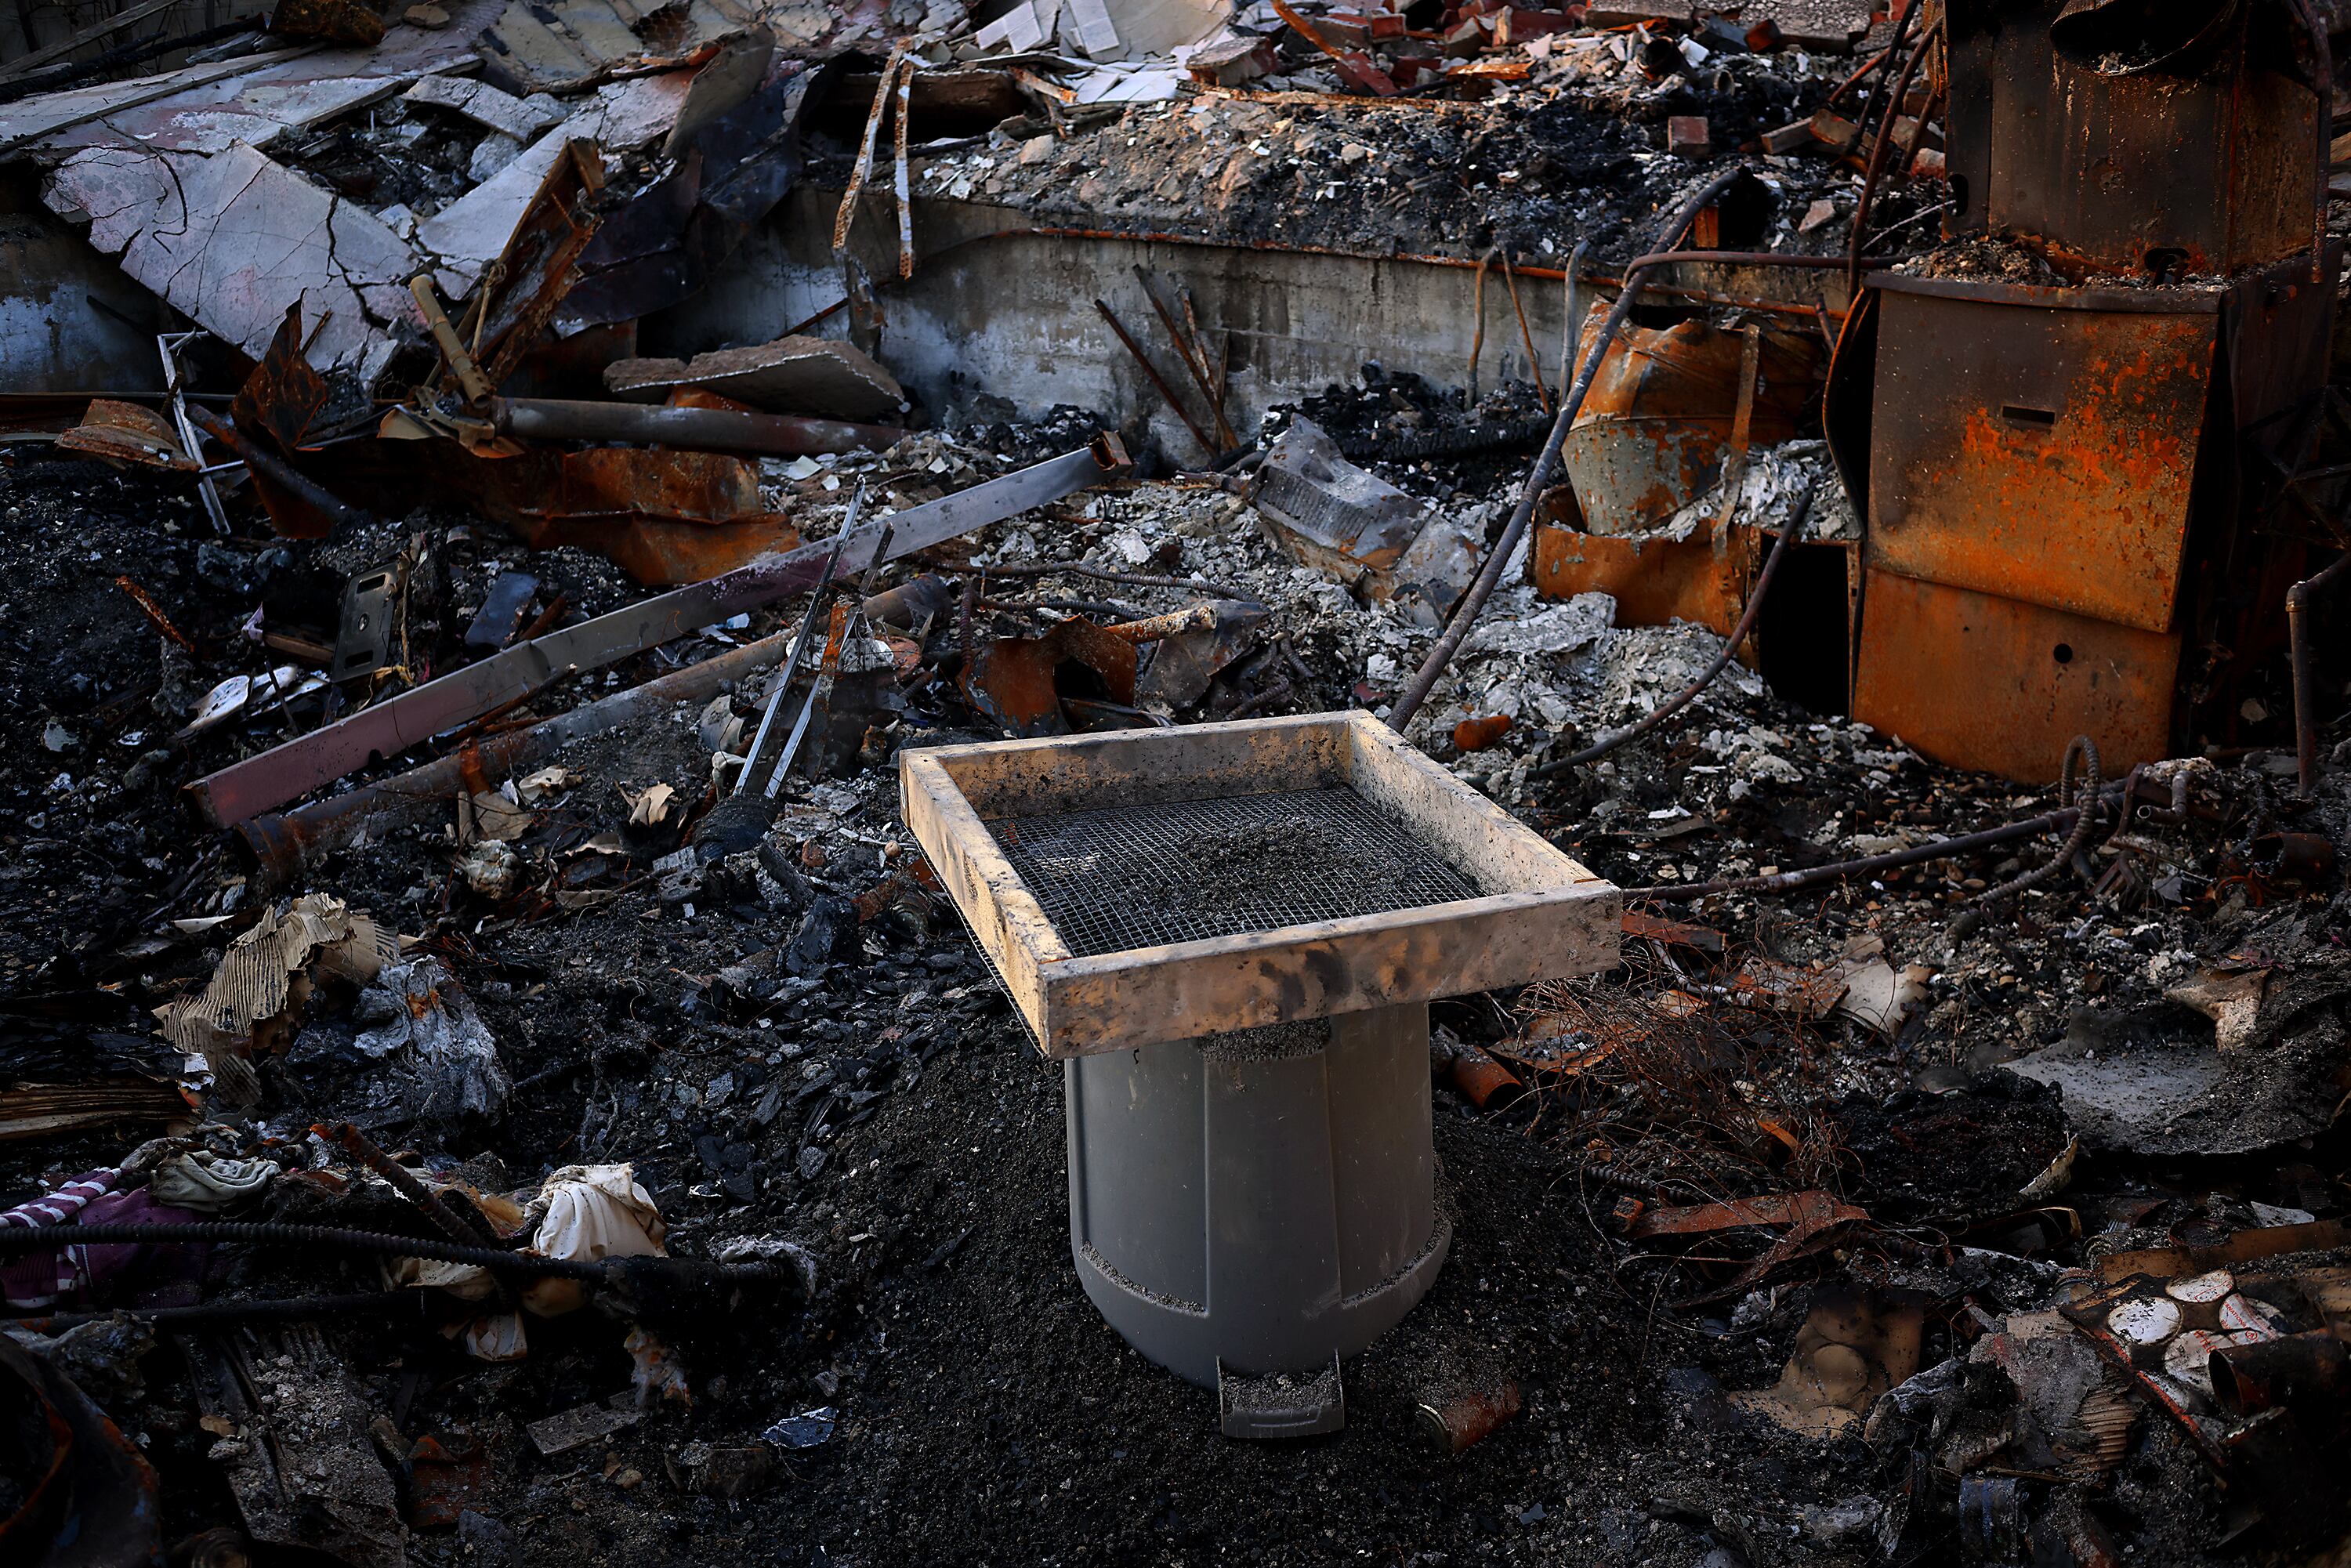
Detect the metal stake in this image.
<box><xmin>734</xmin><ymin>491</ymin><xmax>860</xmax><ymax>796</ymax></box>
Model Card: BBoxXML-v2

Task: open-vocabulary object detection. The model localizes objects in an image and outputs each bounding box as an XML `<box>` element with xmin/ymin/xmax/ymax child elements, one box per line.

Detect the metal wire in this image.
<box><xmin>991</xmin><ymin>786</ymin><xmax>1482</xmax><ymax>958</ymax></box>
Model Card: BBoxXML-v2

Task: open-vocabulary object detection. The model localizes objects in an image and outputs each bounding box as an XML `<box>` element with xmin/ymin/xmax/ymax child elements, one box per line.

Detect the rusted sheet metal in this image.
<box><xmin>1559</xmin><ymin>316</ymin><xmax>1820</xmax><ymax>535</ymax></box>
<box><xmin>1628</xmin><ymin>1190</ymin><xmax>1866</xmax><ymax>1240</ymax></box>
<box><xmin>1853</xmin><ymin>567</ymin><xmax>2180</xmax><ymax>782</ymax></box>
<box><xmin>415</xmin><ymin>440</ymin><xmax>797</xmax><ymax>585</ymax></box>
<box><xmin>1943</xmin><ymin>0</ymin><xmax>2317</xmax><ymax>276</ymax></box>
<box><xmin>471</xmin><ymin>141</ymin><xmax>605</xmax><ymax>392</ymax></box>
<box><xmin>1866</xmin><ymin>277</ymin><xmax>2215</xmax><ymax>634</ymax></box>
<box><xmin>962</xmin><ymin>617</ymin><xmax>1139</xmax><ymax>737</ymax></box>
<box><xmin>0</xmin><ymin>1331</ymin><xmax>163</xmax><ymax>1567</ymax></box>
<box><xmin>232</xmin><ymin>305</ymin><xmax>330</xmax><ymax>456</ymax></box>
<box><xmin>191</xmin><ymin>435</ymin><xmax>1132</xmax><ymax>827</ymax></box>
<box><xmin>55</xmin><ymin>398</ymin><xmax>192</xmax><ymax>470</ymax></box>
<box><xmin>1527</xmin><ymin>494</ymin><xmax>1748</xmax><ymax>637</ymax></box>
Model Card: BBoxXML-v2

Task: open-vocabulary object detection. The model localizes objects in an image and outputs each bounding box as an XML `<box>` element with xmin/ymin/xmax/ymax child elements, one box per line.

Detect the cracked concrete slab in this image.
<box><xmin>0</xmin><ymin>0</ymin><xmax>501</xmax><ymax>161</ymax></box>
<box><xmin>44</xmin><ymin>141</ymin><xmax>419</xmax><ymax>380</ymax></box>
<box><xmin>404</xmin><ymin>73</ymin><xmax>567</xmax><ymax>143</ymax></box>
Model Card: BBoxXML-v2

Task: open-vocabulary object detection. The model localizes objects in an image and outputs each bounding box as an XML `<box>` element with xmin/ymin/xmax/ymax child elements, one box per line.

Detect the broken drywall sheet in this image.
<box><xmin>2</xmin><ymin>0</ymin><xmax>502</xmax><ymax>159</ymax></box>
<box><xmin>403</xmin><ymin>73</ymin><xmax>567</xmax><ymax>143</ymax></box>
<box><xmin>477</xmin><ymin>0</ymin><xmax>858</xmax><ymax>96</ymax></box>
<box><xmin>414</xmin><ymin>69</ymin><xmax>694</xmax><ymax>289</ymax></box>
<box><xmin>44</xmin><ymin>141</ymin><xmax>421</xmax><ymax>379</ymax></box>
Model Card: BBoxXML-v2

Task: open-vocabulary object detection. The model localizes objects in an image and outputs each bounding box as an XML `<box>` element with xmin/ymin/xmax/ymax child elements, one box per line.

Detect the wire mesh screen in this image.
<box><xmin>988</xmin><ymin>785</ymin><xmax>1485</xmax><ymax>958</ymax></box>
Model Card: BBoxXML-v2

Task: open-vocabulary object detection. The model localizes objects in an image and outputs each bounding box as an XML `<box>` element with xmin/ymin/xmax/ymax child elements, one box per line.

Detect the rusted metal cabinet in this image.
<box><xmin>1865</xmin><ymin>275</ymin><xmax>2217</xmax><ymax>634</ymax></box>
<box><xmin>1850</xmin><ymin>260</ymin><xmax>2335</xmax><ymax>780</ymax></box>
<box><xmin>1943</xmin><ymin>0</ymin><xmax>2321</xmax><ymax>276</ymax></box>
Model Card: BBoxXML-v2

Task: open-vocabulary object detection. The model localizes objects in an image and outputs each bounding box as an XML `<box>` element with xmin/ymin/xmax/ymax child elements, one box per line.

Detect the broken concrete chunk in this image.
<box><xmin>415</xmin><ymin>69</ymin><xmax>694</xmax><ymax>287</ymax></box>
<box><xmin>604</xmin><ymin>336</ymin><xmax>905</xmax><ymax>421</ymax></box>
<box><xmin>526</xmin><ymin>1399</ymin><xmax>645</xmax><ymax>1458</ymax></box>
<box><xmin>403</xmin><ymin>74</ymin><xmax>568</xmax><ymax>143</ymax></box>
<box><xmin>45</xmin><ymin>143</ymin><xmax>418</xmax><ymax>379</ymax></box>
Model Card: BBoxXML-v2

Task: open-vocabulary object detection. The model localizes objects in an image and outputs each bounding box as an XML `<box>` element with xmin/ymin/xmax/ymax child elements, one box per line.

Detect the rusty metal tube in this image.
<box><xmin>235</xmin><ymin>628</ymin><xmax>798</xmax><ymax>886</ymax></box>
<box><xmin>324</xmin><ymin>1122</ymin><xmax>502</xmax><ymax>1248</ymax></box>
<box><xmin>1095</xmin><ymin>296</ymin><xmax>1218</xmax><ymax>458</ymax></box>
<box><xmin>2212</xmin><ymin>1332</ymin><xmax>2351</xmax><ymax>1418</ymax></box>
<box><xmin>1415</xmin><ymin>1378</ymin><xmax>1523</xmax><ymax>1452</ymax></box>
<box><xmin>491</xmin><ymin>397</ymin><xmax>902</xmax><ymax>457</ymax></box>
<box><xmin>1846</xmin><ymin>14</ymin><xmax>1936</xmax><ymax>300</ymax></box>
<box><xmin>186</xmin><ymin>406</ymin><xmax>366</xmax><ymax>531</ymax></box>
<box><xmin>1624</xmin><ymin>251</ymin><xmax>1848</xmax><ymax>271</ymax></box>
<box><xmin>1447</xmin><ymin>1044</ymin><xmax>1523</xmax><ymax>1110</ymax></box>
<box><xmin>2289</xmin><ymin>551</ymin><xmax>2349</xmax><ymax>798</ymax></box>
<box><xmin>1387</xmin><ymin>165</ymin><xmax>1750</xmax><ymax>732</ymax></box>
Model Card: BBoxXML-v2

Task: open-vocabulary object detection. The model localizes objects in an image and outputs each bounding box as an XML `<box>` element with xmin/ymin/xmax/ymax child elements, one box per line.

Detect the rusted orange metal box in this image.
<box><xmin>1942</xmin><ymin>0</ymin><xmax>2321</xmax><ymax>277</ymax></box>
<box><xmin>1849</xmin><ymin>258</ymin><xmax>2335</xmax><ymax>780</ymax></box>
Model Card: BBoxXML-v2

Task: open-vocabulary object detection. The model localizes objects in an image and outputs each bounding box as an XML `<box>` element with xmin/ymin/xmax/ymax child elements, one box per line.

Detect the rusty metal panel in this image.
<box><xmin>1852</xmin><ymin>568</ymin><xmax>2179</xmax><ymax>783</ymax></box>
<box><xmin>1527</xmin><ymin>512</ymin><xmax>1746</xmax><ymax>637</ymax></box>
<box><xmin>1944</xmin><ymin>0</ymin><xmax>2317</xmax><ymax>275</ymax></box>
<box><xmin>1559</xmin><ymin>317</ymin><xmax>1819</xmax><ymax>536</ymax></box>
<box><xmin>55</xmin><ymin>398</ymin><xmax>192</xmax><ymax>470</ymax></box>
<box><xmin>448</xmin><ymin>443</ymin><xmax>798</xmax><ymax>585</ymax></box>
<box><xmin>1867</xmin><ymin>280</ymin><xmax>2216</xmax><ymax>634</ymax></box>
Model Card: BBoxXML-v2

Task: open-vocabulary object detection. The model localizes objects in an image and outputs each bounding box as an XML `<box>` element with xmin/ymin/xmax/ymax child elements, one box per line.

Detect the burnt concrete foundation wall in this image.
<box><xmin>650</xmin><ymin>188</ymin><xmax>1585</xmax><ymax>462</ymax></box>
<box><xmin>0</xmin><ymin>167</ymin><xmax>175</xmax><ymax>394</ymax></box>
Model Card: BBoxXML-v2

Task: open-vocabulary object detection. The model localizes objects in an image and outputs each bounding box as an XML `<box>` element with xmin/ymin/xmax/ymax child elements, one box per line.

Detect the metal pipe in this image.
<box><xmin>1135</xmin><ymin>266</ymin><xmax>1237</xmax><ymax>448</ymax></box>
<box><xmin>2212</xmin><ymin>1332</ymin><xmax>2351</xmax><ymax>1418</ymax></box>
<box><xmin>186</xmin><ymin>406</ymin><xmax>366</xmax><ymax>532</ymax></box>
<box><xmin>190</xmin><ymin>435</ymin><xmax>1129</xmax><ymax>827</ymax></box>
<box><xmin>1623</xmin><ymin>796</ymin><xmax>2111</xmax><ymax>904</ymax></box>
<box><xmin>1557</xmin><ymin>238</ymin><xmax>1588</xmax><ymax>400</ymax></box>
<box><xmin>236</xmin><ymin>628</ymin><xmax>802</xmax><ymax>885</ymax></box>
<box><xmin>1500</xmin><ymin>250</ymin><xmax>1552</xmax><ymax>412</ymax></box>
<box><xmin>412</xmin><ymin>275</ymin><xmax>493</xmax><ymax>408</ymax></box>
<box><xmin>737</xmin><ymin>502</ymin><xmax>857</xmax><ymax>796</ymax></box>
<box><xmin>1846</xmin><ymin>15</ymin><xmax>1936</xmax><ymax>300</ymax></box>
<box><xmin>6</xmin><ymin>1291</ymin><xmax>431</xmax><ymax>1332</ymax></box>
<box><xmin>2289</xmin><ymin>551</ymin><xmax>2351</xmax><ymax>797</ymax></box>
<box><xmin>1387</xmin><ymin>167</ymin><xmax>1750</xmax><ymax>731</ymax></box>
<box><xmin>1534</xmin><ymin>483</ymin><xmax>1813</xmax><ymax>773</ymax></box>
<box><xmin>1979</xmin><ymin>736</ymin><xmax>2099</xmax><ymax>909</ymax></box>
<box><xmin>324</xmin><ymin>1122</ymin><xmax>503</xmax><ymax>1248</ymax></box>
<box><xmin>491</xmin><ymin>397</ymin><xmax>901</xmax><ymax>458</ymax></box>
<box><xmin>1624</xmin><ymin>250</ymin><xmax>1848</xmax><ymax>270</ymax></box>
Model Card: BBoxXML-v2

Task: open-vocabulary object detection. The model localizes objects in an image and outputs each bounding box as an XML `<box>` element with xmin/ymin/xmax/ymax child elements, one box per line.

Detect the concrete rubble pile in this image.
<box><xmin>2</xmin><ymin>0</ymin><xmax>2351</xmax><ymax>1562</ymax></box>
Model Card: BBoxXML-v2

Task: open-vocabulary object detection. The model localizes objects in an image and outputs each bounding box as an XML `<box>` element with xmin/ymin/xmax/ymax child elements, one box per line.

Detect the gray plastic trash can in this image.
<box><xmin>1064</xmin><ymin>1004</ymin><xmax>1450</xmax><ymax>1395</ymax></box>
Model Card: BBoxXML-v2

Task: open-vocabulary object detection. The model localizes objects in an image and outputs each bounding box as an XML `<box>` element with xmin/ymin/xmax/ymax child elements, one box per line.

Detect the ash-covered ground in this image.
<box><xmin>5</xmin><ymin>387</ymin><xmax>2349</xmax><ymax>1566</ymax></box>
